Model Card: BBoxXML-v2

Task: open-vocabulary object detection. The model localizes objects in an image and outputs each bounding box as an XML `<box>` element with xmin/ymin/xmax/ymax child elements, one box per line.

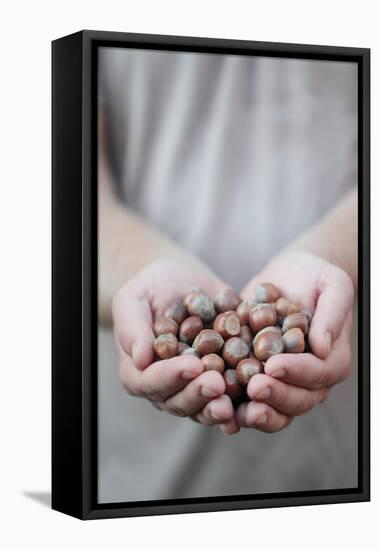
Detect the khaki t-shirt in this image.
<box><xmin>98</xmin><ymin>47</ymin><xmax>358</xmax><ymax>503</ymax></box>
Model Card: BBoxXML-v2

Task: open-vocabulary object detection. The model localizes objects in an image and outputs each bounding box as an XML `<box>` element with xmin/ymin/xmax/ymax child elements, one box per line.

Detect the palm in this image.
<box><xmin>112</xmin><ymin>259</ymin><xmax>238</xmax><ymax>432</ymax></box>
<box><xmin>132</xmin><ymin>259</ymin><xmax>228</xmax><ymax>321</ymax></box>
<box><xmin>233</xmin><ymin>251</ymin><xmax>355</xmax><ymax>433</ymax></box>
<box><xmin>241</xmin><ymin>252</ymin><xmax>327</xmax><ymax>310</ymax></box>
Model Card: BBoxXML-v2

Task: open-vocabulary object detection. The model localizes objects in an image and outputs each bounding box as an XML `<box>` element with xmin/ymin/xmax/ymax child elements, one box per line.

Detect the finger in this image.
<box><xmin>140</xmin><ymin>356</ymin><xmax>204</xmax><ymax>401</ymax></box>
<box><xmin>113</xmin><ymin>285</ymin><xmax>155</xmax><ymax>369</ymax></box>
<box><xmin>309</xmin><ymin>266</ymin><xmax>354</xmax><ymax>359</ymax></box>
<box><xmin>218</xmin><ymin>416</ymin><xmax>240</xmax><ymax>435</ymax></box>
<box><xmin>193</xmin><ymin>394</ymin><xmax>235</xmax><ymax>425</ymax></box>
<box><xmin>118</xmin><ymin>354</ymin><xmax>204</xmax><ymax>401</ymax></box>
<box><xmin>235</xmin><ymin>401</ymin><xmax>249</xmax><ymax>427</ymax></box>
<box><xmin>265</xmin><ymin>314</ymin><xmax>353</xmax><ymax>389</ymax></box>
<box><xmin>241</xmin><ymin>401</ymin><xmax>293</xmax><ymax>433</ymax></box>
<box><xmin>247</xmin><ymin>373</ymin><xmax>330</xmax><ymax>416</ymax></box>
<box><xmin>150</xmin><ymin>400</ymin><xmax>166</xmax><ymax>411</ymax></box>
<box><xmin>164</xmin><ymin>370</ymin><xmax>225</xmax><ymax>417</ymax></box>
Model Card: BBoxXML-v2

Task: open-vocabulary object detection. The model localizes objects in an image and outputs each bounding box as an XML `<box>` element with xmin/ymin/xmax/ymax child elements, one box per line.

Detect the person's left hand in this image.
<box><xmin>229</xmin><ymin>252</ymin><xmax>354</xmax><ymax>434</ymax></box>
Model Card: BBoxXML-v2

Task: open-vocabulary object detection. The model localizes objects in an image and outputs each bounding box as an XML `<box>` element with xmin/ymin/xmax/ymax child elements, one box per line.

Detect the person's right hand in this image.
<box><xmin>112</xmin><ymin>259</ymin><xmax>239</xmax><ymax>431</ymax></box>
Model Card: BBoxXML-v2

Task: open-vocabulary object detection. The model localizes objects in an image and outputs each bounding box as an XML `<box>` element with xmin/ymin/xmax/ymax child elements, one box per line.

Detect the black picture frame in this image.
<box><xmin>52</xmin><ymin>30</ymin><xmax>370</xmax><ymax>520</ymax></box>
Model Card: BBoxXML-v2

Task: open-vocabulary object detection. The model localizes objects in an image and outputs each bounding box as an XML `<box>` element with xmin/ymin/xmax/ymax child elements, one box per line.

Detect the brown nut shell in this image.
<box><xmin>253</xmin><ymin>330</ymin><xmax>284</xmax><ymax>361</ymax></box>
<box><xmin>239</xmin><ymin>325</ymin><xmax>253</xmax><ymax>347</ymax></box>
<box><xmin>213</xmin><ymin>311</ymin><xmax>240</xmax><ymax>339</ymax></box>
<box><xmin>252</xmin><ymin>325</ymin><xmax>282</xmax><ymax>347</ymax></box>
<box><xmin>215</xmin><ymin>288</ymin><xmax>241</xmax><ymax>313</ymax></box>
<box><xmin>186</xmin><ymin>293</ymin><xmax>216</xmax><ymax>323</ymax></box>
<box><xmin>177</xmin><ymin>341</ymin><xmax>190</xmax><ymax>354</ymax></box>
<box><xmin>222</xmin><ymin>336</ymin><xmax>250</xmax><ymax>367</ymax></box>
<box><xmin>179</xmin><ymin>316</ymin><xmax>204</xmax><ymax>344</ymax></box>
<box><xmin>153</xmin><ymin>333</ymin><xmax>178</xmax><ymax>360</ymax></box>
<box><xmin>180</xmin><ymin>347</ymin><xmax>200</xmax><ymax>358</ymax></box>
<box><xmin>236</xmin><ymin>357</ymin><xmax>263</xmax><ymax>385</ymax></box>
<box><xmin>236</xmin><ymin>300</ymin><xmax>257</xmax><ymax>325</ymax></box>
<box><xmin>193</xmin><ymin>329</ymin><xmax>224</xmax><ymax>355</ymax></box>
<box><xmin>283</xmin><ymin>328</ymin><xmax>305</xmax><ymax>353</ymax></box>
<box><xmin>223</xmin><ymin>369</ymin><xmax>242</xmax><ymax>400</ymax></box>
<box><xmin>249</xmin><ymin>303</ymin><xmax>277</xmax><ymax>333</ymax></box>
<box><xmin>164</xmin><ymin>299</ymin><xmax>188</xmax><ymax>325</ymax></box>
<box><xmin>153</xmin><ymin>316</ymin><xmax>178</xmax><ymax>337</ymax></box>
<box><xmin>201</xmin><ymin>354</ymin><xmax>225</xmax><ymax>373</ymax></box>
<box><xmin>275</xmin><ymin>297</ymin><xmax>299</xmax><ymax>323</ymax></box>
<box><xmin>255</xmin><ymin>282</ymin><xmax>281</xmax><ymax>303</ymax></box>
<box><xmin>282</xmin><ymin>312</ymin><xmax>309</xmax><ymax>335</ymax></box>
<box><xmin>183</xmin><ymin>288</ymin><xmax>203</xmax><ymax>307</ymax></box>
<box><xmin>301</xmin><ymin>306</ymin><xmax>314</xmax><ymax>325</ymax></box>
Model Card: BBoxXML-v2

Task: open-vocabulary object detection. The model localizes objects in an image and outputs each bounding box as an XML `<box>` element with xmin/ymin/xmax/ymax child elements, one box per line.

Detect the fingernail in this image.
<box><xmin>269</xmin><ymin>368</ymin><xmax>286</xmax><ymax>379</ymax></box>
<box><xmin>210</xmin><ymin>407</ymin><xmax>222</xmax><ymax>421</ymax></box>
<box><xmin>254</xmin><ymin>387</ymin><xmax>271</xmax><ymax>400</ymax></box>
<box><xmin>201</xmin><ymin>386</ymin><xmax>219</xmax><ymax>398</ymax></box>
<box><xmin>253</xmin><ymin>413</ymin><xmax>268</xmax><ymax>425</ymax></box>
<box><xmin>182</xmin><ymin>370</ymin><xmax>199</xmax><ymax>380</ymax></box>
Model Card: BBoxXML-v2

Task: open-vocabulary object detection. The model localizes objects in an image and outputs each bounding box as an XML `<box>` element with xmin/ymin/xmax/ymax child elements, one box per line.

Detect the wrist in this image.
<box><xmin>276</xmin><ymin>226</ymin><xmax>356</xmax><ymax>290</ymax></box>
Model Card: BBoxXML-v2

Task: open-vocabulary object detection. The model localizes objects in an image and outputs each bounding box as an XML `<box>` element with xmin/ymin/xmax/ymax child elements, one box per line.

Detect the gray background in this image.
<box><xmin>98</xmin><ymin>50</ymin><xmax>358</xmax><ymax>503</ymax></box>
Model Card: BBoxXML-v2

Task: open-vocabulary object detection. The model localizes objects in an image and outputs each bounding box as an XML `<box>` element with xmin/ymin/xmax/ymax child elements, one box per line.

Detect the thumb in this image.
<box><xmin>309</xmin><ymin>265</ymin><xmax>354</xmax><ymax>359</ymax></box>
<box><xmin>112</xmin><ymin>282</ymin><xmax>155</xmax><ymax>370</ymax></box>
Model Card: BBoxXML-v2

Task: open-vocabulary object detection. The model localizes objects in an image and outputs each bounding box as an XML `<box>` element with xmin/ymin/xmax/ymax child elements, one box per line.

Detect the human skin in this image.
<box><xmin>100</xmin><ymin>112</ymin><xmax>237</xmax><ymax>425</ymax></box>
<box><xmin>220</xmin><ymin>190</ymin><xmax>357</xmax><ymax>435</ymax></box>
<box><xmin>112</xmin><ymin>260</ymin><xmax>238</xmax><ymax>425</ymax></box>
<box><xmin>99</xmin><ymin>110</ymin><xmax>357</xmax><ymax>434</ymax></box>
<box><xmin>222</xmin><ymin>251</ymin><xmax>355</xmax><ymax>435</ymax></box>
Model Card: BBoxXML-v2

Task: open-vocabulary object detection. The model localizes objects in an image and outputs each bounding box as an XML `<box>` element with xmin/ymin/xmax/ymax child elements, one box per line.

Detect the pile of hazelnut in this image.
<box><xmin>152</xmin><ymin>284</ymin><xmax>313</xmax><ymax>406</ymax></box>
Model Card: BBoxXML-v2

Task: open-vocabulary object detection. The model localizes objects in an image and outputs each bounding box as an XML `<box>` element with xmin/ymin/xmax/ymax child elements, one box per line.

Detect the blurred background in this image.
<box><xmin>97</xmin><ymin>48</ymin><xmax>358</xmax><ymax>503</ymax></box>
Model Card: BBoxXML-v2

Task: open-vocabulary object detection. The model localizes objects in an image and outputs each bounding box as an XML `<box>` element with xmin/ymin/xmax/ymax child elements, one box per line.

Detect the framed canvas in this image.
<box><xmin>52</xmin><ymin>30</ymin><xmax>370</xmax><ymax>520</ymax></box>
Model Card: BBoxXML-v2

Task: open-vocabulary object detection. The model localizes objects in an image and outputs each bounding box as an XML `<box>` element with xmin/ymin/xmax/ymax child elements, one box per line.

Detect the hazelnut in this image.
<box><xmin>180</xmin><ymin>347</ymin><xmax>200</xmax><ymax>358</ymax></box>
<box><xmin>222</xmin><ymin>337</ymin><xmax>250</xmax><ymax>367</ymax></box>
<box><xmin>177</xmin><ymin>341</ymin><xmax>190</xmax><ymax>354</ymax></box>
<box><xmin>164</xmin><ymin>299</ymin><xmax>188</xmax><ymax>324</ymax></box>
<box><xmin>249</xmin><ymin>303</ymin><xmax>277</xmax><ymax>333</ymax></box>
<box><xmin>301</xmin><ymin>306</ymin><xmax>314</xmax><ymax>325</ymax></box>
<box><xmin>239</xmin><ymin>325</ymin><xmax>253</xmax><ymax>347</ymax></box>
<box><xmin>153</xmin><ymin>333</ymin><xmax>178</xmax><ymax>360</ymax></box>
<box><xmin>236</xmin><ymin>300</ymin><xmax>256</xmax><ymax>326</ymax></box>
<box><xmin>179</xmin><ymin>316</ymin><xmax>204</xmax><ymax>344</ymax></box>
<box><xmin>213</xmin><ymin>311</ymin><xmax>240</xmax><ymax>339</ymax></box>
<box><xmin>236</xmin><ymin>357</ymin><xmax>263</xmax><ymax>385</ymax></box>
<box><xmin>253</xmin><ymin>329</ymin><xmax>284</xmax><ymax>361</ymax></box>
<box><xmin>252</xmin><ymin>325</ymin><xmax>282</xmax><ymax>347</ymax></box>
<box><xmin>193</xmin><ymin>329</ymin><xmax>224</xmax><ymax>355</ymax></box>
<box><xmin>215</xmin><ymin>288</ymin><xmax>241</xmax><ymax>313</ymax></box>
<box><xmin>153</xmin><ymin>316</ymin><xmax>178</xmax><ymax>337</ymax></box>
<box><xmin>201</xmin><ymin>353</ymin><xmax>225</xmax><ymax>373</ymax></box>
<box><xmin>255</xmin><ymin>282</ymin><xmax>281</xmax><ymax>303</ymax></box>
<box><xmin>282</xmin><ymin>312</ymin><xmax>309</xmax><ymax>335</ymax></box>
<box><xmin>183</xmin><ymin>287</ymin><xmax>203</xmax><ymax>307</ymax></box>
<box><xmin>186</xmin><ymin>293</ymin><xmax>216</xmax><ymax>323</ymax></box>
<box><xmin>223</xmin><ymin>369</ymin><xmax>242</xmax><ymax>400</ymax></box>
<box><xmin>283</xmin><ymin>328</ymin><xmax>305</xmax><ymax>353</ymax></box>
<box><xmin>275</xmin><ymin>297</ymin><xmax>299</xmax><ymax>323</ymax></box>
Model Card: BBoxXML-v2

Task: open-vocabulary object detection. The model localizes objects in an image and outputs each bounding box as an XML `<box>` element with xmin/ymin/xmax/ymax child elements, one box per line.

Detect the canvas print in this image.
<box><xmin>97</xmin><ymin>46</ymin><xmax>358</xmax><ymax>504</ymax></box>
